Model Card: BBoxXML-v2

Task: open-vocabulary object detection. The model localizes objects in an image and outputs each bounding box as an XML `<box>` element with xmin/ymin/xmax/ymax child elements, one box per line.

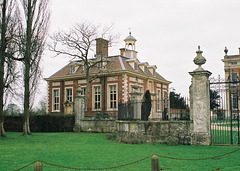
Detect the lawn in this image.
<box><xmin>212</xmin><ymin>130</ymin><xmax>240</xmax><ymax>144</ymax></box>
<box><xmin>0</xmin><ymin>132</ymin><xmax>240</xmax><ymax>171</ymax></box>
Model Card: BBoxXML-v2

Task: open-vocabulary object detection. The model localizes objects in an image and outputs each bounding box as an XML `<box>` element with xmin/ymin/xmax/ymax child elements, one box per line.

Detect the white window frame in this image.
<box><xmin>107</xmin><ymin>83</ymin><xmax>118</xmax><ymax>111</ymax></box>
<box><xmin>148</xmin><ymin>80</ymin><xmax>154</xmax><ymax>93</ymax></box>
<box><xmin>92</xmin><ymin>85</ymin><xmax>101</xmax><ymax>111</ymax></box>
<box><xmin>157</xmin><ymin>89</ymin><xmax>161</xmax><ymax>112</ymax></box>
<box><xmin>232</xmin><ymin>93</ymin><xmax>239</xmax><ymax>110</ymax></box>
<box><xmin>52</xmin><ymin>88</ymin><xmax>60</xmax><ymax>112</ymax></box>
<box><xmin>163</xmin><ymin>90</ymin><xmax>168</xmax><ymax>109</ymax></box>
<box><xmin>232</xmin><ymin>72</ymin><xmax>238</xmax><ymax>82</ymax></box>
<box><xmin>81</xmin><ymin>86</ymin><xmax>86</xmax><ymax>96</ymax></box>
<box><xmin>65</xmin><ymin>87</ymin><xmax>73</xmax><ymax>102</ymax></box>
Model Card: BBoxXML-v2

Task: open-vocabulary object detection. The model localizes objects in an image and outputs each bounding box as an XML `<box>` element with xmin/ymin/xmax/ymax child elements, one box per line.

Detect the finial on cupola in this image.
<box><xmin>129</xmin><ymin>27</ymin><xmax>131</xmax><ymax>36</ymax></box>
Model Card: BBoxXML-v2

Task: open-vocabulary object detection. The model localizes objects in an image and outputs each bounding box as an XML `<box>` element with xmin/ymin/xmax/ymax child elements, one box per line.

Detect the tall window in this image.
<box><xmin>81</xmin><ymin>87</ymin><xmax>86</xmax><ymax>96</ymax></box>
<box><xmin>232</xmin><ymin>93</ymin><xmax>238</xmax><ymax>109</ymax></box>
<box><xmin>157</xmin><ymin>90</ymin><xmax>161</xmax><ymax>111</ymax></box>
<box><xmin>53</xmin><ymin>89</ymin><xmax>60</xmax><ymax>111</ymax></box>
<box><xmin>149</xmin><ymin>81</ymin><xmax>153</xmax><ymax>93</ymax></box>
<box><xmin>94</xmin><ymin>86</ymin><xmax>101</xmax><ymax>109</ymax></box>
<box><xmin>232</xmin><ymin>73</ymin><xmax>238</xmax><ymax>82</ymax></box>
<box><xmin>66</xmin><ymin>88</ymin><xmax>73</xmax><ymax>102</ymax></box>
<box><xmin>110</xmin><ymin>85</ymin><xmax>117</xmax><ymax>109</ymax></box>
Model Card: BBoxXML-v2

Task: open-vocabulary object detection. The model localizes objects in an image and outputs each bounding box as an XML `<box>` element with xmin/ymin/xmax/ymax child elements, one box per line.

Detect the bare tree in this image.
<box><xmin>0</xmin><ymin>0</ymin><xmax>20</xmax><ymax>137</ymax></box>
<box><xmin>18</xmin><ymin>0</ymin><xmax>50</xmax><ymax>135</ymax></box>
<box><xmin>50</xmin><ymin>22</ymin><xmax>118</xmax><ymax>108</ymax></box>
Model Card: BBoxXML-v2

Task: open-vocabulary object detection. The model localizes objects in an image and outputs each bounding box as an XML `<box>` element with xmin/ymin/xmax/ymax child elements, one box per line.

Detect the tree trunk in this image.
<box><xmin>85</xmin><ymin>68</ymin><xmax>90</xmax><ymax>111</ymax></box>
<box><xmin>0</xmin><ymin>0</ymin><xmax>7</xmax><ymax>138</ymax></box>
<box><xmin>23</xmin><ymin>57</ymin><xmax>31</xmax><ymax>135</ymax></box>
<box><xmin>23</xmin><ymin>0</ymin><xmax>32</xmax><ymax>135</ymax></box>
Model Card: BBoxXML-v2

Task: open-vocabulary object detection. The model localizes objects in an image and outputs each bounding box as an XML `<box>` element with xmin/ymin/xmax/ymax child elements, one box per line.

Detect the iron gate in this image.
<box><xmin>210</xmin><ymin>76</ymin><xmax>240</xmax><ymax>144</ymax></box>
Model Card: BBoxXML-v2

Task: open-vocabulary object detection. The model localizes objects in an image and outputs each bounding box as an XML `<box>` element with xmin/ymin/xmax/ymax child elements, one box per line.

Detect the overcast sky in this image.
<box><xmin>39</xmin><ymin>0</ymin><xmax>240</xmax><ymax>104</ymax></box>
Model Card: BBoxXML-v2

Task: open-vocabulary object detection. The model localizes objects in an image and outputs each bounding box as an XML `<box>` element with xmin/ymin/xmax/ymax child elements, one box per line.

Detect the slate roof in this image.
<box><xmin>47</xmin><ymin>55</ymin><xmax>170</xmax><ymax>84</ymax></box>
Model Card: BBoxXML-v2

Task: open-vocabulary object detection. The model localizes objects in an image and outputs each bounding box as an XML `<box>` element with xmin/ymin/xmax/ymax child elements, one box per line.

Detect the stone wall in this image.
<box><xmin>116</xmin><ymin>120</ymin><xmax>193</xmax><ymax>145</ymax></box>
<box><xmin>80</xmin><ymin>118</ymin><xmax>116</xmax><ymax>133</ymax></box>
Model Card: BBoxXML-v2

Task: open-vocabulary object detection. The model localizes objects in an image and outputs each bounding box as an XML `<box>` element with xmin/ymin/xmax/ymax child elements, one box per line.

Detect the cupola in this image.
<box><xmin>120</xmin><ymin>32</ymin><xmax>138</xmax><ymax>59</ymax></box>
<box><xmin>124</xmin><ymin>32</ymin><xmax>137</xmax><ymax>50</ymax></box>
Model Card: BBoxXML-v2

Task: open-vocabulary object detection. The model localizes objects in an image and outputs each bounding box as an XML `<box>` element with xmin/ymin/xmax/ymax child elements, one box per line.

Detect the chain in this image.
<box><xmin>14</xmin><ymin>148</ymin><xmax>240</xmax><ymax>170</ymax></box>
<box><xmin>156</xmin><ymin>147</ymin><xmax>240</xmax><ymax>161</ymax></box>
<box><xmin>41</xmin><ymin>155</ymin><xmax>152</xmax><ymax>170</ymax></box>
<box><xmin>14</xmin><ymin>161</ymin><xmax>36</xmax><ymax>171</ymax></box>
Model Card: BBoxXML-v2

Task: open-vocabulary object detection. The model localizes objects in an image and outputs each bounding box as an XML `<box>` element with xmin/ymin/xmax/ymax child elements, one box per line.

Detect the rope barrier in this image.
<box><xmin>156</xmin><ymin>147</ymin><xmax>240</xmax><ymax>161</ymax></box>
<box><xmin>14</xmin><ymin>147</ymin><xmax>240</xmax><ymax>170</ymax></box>
<box><xmin>14</xmin><ymin>161</ymin><xmax>36</xmax><ymax>171</ymax></box>
<box><xmin>41</xmin><ymin>155</ymin><xmax>151</xmax><ymax>170</ymax></box>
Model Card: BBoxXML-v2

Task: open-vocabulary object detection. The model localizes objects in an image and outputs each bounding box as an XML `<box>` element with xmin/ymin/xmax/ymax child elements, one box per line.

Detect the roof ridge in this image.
<box><xmin>118</xmin><ymin>56</ymin><xmax>126</xmax><ymax>70</ymax></box>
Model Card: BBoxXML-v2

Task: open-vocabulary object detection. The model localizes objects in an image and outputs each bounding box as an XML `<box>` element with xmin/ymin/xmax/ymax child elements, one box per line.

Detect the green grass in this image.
<box><xmin>212</xmin><ymin>130</ymin><xmax>240</xmax><ymax>144</ymax></box>
<box><xmin>0</xmin><ymin>132</ymin><xmax>240</xmax><ymax>171</ymax></box>
<box><xmin>220</xmin><ymin>123</ymin><xmax>239</xmax><ymax>128</ymax></box>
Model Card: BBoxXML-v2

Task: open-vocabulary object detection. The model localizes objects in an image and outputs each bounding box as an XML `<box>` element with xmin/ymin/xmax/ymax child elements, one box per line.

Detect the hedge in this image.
<box><xmin>4</xmin><ymin>114</ymin><xmax>74</xmax><ymax>132</ymax></box>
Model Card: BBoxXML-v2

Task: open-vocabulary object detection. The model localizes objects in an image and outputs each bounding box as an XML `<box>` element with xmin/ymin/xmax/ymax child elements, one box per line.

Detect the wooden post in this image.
<box><xmin>151</xmin><ymin>155</ymin><xmax>159</xmax><ymax>171</ymax></box>
<box><xmin>34</xmin><ymin>161</ymin><xmax>43</xmax><ymax>171</ymax></box>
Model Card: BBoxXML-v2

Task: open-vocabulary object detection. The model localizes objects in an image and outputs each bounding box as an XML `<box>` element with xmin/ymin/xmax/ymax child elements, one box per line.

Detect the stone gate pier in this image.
<box><xmin>189</xmin><ymin>46</ymin><xmax>211</xmax><ymax>145</ymax></box>
<box><xmin>116</xmin><ymin>46</ymin><xmax>212</xmax><ymax>145</ymax></box>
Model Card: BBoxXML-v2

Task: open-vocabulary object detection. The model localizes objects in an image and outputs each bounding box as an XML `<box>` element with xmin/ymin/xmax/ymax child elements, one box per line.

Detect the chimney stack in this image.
<box><xmin>96</xmin><ymin>38</ymin><xmax>109</xmax><ymax>57</ymax></box>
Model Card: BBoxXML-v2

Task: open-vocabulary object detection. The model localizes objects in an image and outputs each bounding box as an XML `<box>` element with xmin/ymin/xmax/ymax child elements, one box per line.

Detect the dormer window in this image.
<box><xmin>97</xmin><ymin>61</ymin><xmax>103</xmax><ymax>69</ymax></box>
<box><xmin>70</xmin><ymin>65</ymin><xmax>76</xmax><ymax>73</ymax></box>
<box><xmin>127</xmin><ymin>58</ymin><xmax>139</xmax><ymax>70</ymax></box>
<box><xmin>148</xmin><ymin>65</ymin><xmax>157</xmax><ymax>75</ymax></box>
<box><xmin>153</xmin><ymin>69</ymin><xmax>156</xmax><ymax>76</ymax></box>
<box><xmin>134</xmin><ymin>62</ymin><xmax>138</xmax><ymax>70</ymax></box>
<box><xmin>144</xmin><ymin>66</ymin><xmax>148</xmax><ymax>72</ymax></box>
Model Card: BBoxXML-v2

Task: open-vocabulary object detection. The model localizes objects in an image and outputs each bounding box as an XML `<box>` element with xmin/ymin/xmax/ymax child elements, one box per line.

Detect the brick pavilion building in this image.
<box><xmin>45</xmin><ymin>33</ymin><xmax>171</xmax><ymax>120</ymax></box>
<box><xmin>222</xmin><ymin>47</ymin><xmax>240</xmax><ymax>117</ymax></box>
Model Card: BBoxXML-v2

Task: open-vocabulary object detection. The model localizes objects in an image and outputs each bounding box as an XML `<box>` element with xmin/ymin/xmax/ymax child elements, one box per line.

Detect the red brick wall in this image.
<box><xmin>47</xmin><ymin>75</ymin><xmax>169</xmax><ymax>116</ymax></box>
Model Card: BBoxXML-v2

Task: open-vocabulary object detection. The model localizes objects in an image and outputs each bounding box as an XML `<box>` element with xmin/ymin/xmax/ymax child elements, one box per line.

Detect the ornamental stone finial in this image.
<box><xmin>76</xmin><ymin>84</ymin><xmax>83</xmax><ymax>96</ymax></box>
<box><xmin>224</xmin><ymin>46</ymin><xmax>228</xmax><ymax>56</ymax></box>
<box><xmin>193</xmin><ymin>46</ymin><xmax>206</xmax><ymax>69</ymax></box>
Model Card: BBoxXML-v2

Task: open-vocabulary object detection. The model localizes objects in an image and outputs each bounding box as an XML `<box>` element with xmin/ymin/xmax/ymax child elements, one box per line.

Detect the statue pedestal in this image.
<box><xmin>73</xmin><ymin>86</ymin><xmax>85</xmax><ymax>132</ymax></box>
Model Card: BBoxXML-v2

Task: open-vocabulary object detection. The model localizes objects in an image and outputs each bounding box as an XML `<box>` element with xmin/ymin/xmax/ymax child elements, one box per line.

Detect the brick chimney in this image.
<box><xmin>96</xmin><ymin>38</ymin><xmax>109</xmax><ymax>57</ymax></box>
<box><xmin>120</xmin><ymin>48</ymin><xmax>126</xmax><ymax>56</ymax></box>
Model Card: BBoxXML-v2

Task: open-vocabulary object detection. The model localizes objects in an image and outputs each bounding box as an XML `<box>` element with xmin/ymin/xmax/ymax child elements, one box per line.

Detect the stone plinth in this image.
<box><xmin>116</xmin><ymin>120</ymin><xmax>193</xmax><ymax>145</ymax></box>
<box><xmin>130</xmin><ymin>81</ymin><xmax>142</xmax><ymax>120</ymax></box>
<box><xmin>189</xmin><ymin>46</ymin><xmax>212</xmax><ymax>145</ymax></box>
<box><xmin>73</xmin><ymin>86</ymin><xmax>85</xmax><ymax>132</ymax></box>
